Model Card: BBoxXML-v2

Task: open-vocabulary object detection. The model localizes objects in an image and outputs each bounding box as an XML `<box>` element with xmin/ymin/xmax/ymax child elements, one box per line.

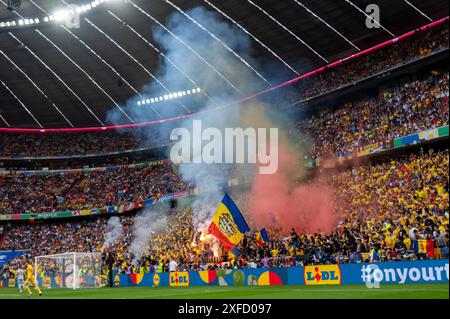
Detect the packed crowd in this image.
<box><xmin>294</xmin><ymin>71</ymin><xmax>449</xmax><ymax>158</ymax></box>
<box><xmin>292</xmin><ymin>22</ymin><xmax>449</xmax><ymax>100</ymax></box>
<box><xmin>1</xmin><ymin>149</ymin><xmax>448</xmax><ymax>276</ymax></box>
<box><xmin>0</xmin><ymin>128</ymin><xmax>168</xmax><ymax>158</ymax></box>
<box><xmin>0</xmin><ymin>161</ymin><xmax>189</xmax><ymax>214</ymax></box>
<box><xmin>326</xmin><ymin>150</ymin><xmax>449</xmax><ymax>264</ymax></box>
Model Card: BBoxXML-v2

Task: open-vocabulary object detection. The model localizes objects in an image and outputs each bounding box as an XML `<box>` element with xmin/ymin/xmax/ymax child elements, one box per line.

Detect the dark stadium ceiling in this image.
<box><xmin>0</xmin><ymin>0</ymin><xmax>448</xmax><ymax>129</ymax></box>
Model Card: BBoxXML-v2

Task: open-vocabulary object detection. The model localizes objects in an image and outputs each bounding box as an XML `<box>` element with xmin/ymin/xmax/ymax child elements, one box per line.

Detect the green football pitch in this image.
<box><xmin>0</xmin><ymin>283</ymin><xmax>448</xmax><ymax>299</ymax></box>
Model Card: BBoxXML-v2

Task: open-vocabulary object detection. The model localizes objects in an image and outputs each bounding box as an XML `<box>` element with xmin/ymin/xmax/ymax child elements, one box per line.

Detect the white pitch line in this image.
<box><xmin>294</xmin><ymin>289</ymin><xmax>449</xmax><ymax>292</ymax></box>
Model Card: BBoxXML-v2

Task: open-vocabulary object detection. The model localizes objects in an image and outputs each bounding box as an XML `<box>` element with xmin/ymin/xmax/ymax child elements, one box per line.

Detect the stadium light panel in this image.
<box><xmin>53</xmin><ymin>10</ymin><xmax>69</xmax><ymax>22</ymax></box>
<box><xmin>0</xmin><ymin>0</ymin><xmax>119</xmax><ymax>31</ymax></box>
<box><xmin>136</xmin><ymin>87</ymin><xmax>203</xmax><ymax>106</ymax></box>
<box><xmin>0</xmin><ymin>0</ymin><xmax>116</xmax><ymax>31</ymax></box>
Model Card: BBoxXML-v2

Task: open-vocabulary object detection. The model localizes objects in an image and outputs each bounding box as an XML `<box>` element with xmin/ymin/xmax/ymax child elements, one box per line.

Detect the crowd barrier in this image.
<box><xmin>2</xmin><ymin>259</ymin><xmax>448</xmax><ymax>288</ymax></box>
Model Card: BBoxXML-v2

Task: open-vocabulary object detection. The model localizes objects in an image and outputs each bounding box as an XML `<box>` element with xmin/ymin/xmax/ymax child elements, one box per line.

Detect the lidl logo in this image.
<box><xmin>8</xmin><ymin>278</ymin><xmax>15</xmax><ymax>287</ymax></box>
<box><xmin>304</xmin><ymin>265</ymin><xmax>341</xmax><ymax>285</ymax></box>
<box><xmin>114</xmin><ymin>275</ymin><xmax>121</xmax><ymax>287</ymax></box>
<box><xmin>153</xmin><ymin>273</ymin><xmax>160</xmax><ymax>287</ymax></box>
<box><xmin>169</xmin><ymin>272</ymin><xmax>189</xmax><ymax>287</ymax></box>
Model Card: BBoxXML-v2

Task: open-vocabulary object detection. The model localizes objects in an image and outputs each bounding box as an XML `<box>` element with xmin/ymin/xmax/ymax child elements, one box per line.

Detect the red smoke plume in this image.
<box><xmin>248</xmin><ymin>144</ymin><xmax>336</xmax><ymax>235</ymax></box>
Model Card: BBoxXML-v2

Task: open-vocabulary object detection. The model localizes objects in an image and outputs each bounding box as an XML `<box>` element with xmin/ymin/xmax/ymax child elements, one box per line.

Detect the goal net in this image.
<box><xmin>35</xmin><ymin>252</ymin><xmax>103</xmax><ymax>289</ymax></box>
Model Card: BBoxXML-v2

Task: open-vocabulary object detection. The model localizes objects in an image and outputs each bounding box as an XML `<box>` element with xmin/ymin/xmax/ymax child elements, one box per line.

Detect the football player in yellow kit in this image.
<box><xmin>24</xmin><ymin>261</ymin><xmax>42</xmax><ymax>297</ymax></box>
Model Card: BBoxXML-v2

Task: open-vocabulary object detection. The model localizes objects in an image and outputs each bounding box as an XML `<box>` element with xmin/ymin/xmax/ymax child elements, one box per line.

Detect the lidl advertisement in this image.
<box><xmin>3</xmin><ymin>260</ymin><xmax>448</xmax><ymax>288</ymax></box>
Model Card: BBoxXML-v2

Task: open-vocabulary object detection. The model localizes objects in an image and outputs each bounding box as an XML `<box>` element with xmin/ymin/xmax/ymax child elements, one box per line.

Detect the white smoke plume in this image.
<box><xmin>103</xmin><ymin>216</ymin><xmax>123</xmax><ymax>249</ymax></box>
<box><xmin>129</xmin><ymin>207</ymin><xmax>169</xmax><ymax>265</ymax></box>
<box><xmin>106</xmin><ymin>7</ymin><xmax>306</xmax><ymax>236</ymax></box>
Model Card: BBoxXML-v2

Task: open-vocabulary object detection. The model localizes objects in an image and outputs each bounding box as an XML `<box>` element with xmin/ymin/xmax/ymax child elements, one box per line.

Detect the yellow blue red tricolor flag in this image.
<box><xmin>255</xmin><ymin>228</ymin><xmax>269</xmax><ymax>247</ymax></box>
<box><xmin>208</xmin><ymin>193</ymin><xmax>250</xmax><ymax>255</ymax></box>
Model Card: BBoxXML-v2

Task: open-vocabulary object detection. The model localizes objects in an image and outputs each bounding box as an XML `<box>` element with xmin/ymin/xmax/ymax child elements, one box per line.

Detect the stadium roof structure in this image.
<box><xmin>0</xmin><ymin>0</ymin><xmax>448</xmax><ymax>130</ymax></box>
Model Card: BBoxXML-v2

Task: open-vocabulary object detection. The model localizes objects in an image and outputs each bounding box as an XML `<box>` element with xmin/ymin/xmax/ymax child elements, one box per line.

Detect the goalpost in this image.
<box><xmin>35</xmin><ymin>252</ymin><xmax>103</xmax><ymax>290</ymax></box>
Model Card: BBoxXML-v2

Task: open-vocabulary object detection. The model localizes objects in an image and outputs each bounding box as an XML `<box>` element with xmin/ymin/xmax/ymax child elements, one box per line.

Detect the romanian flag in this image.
<box><xmin>255</xmin><ymin>228</ymin><xmax>269</xmax><ymax>247</ymax></box>
<box><xmin>208</xmin><ymin>193</ymin><xmax>250</xmax><ymax>256</ymax></box>
<box><xmin>418</xmin><ymin>239</ymin><xmax>427</xmax><ymax>254</ymax></box>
